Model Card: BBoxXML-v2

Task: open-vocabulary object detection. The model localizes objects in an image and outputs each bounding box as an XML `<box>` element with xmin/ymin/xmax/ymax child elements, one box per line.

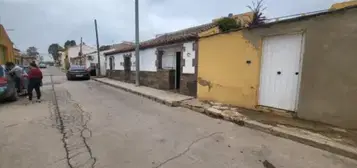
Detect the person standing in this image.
<box><xmin>5</xmin><ymin>62</ymin><xmax>23</xmax><ymax>93</ymax></box>
<box><xmin>27</xmin><ymin>62</ymin><xmax>43</xmax><ymax>102</ymax></box>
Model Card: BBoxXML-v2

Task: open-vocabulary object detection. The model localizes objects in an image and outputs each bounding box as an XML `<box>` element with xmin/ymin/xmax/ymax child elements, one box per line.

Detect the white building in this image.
<box><xmin>67</xmin><ymin>44</ymin><xmax>96</xmax><ymax>66</ymax></box>
<box><xmin>105</xmin><ymin>23</ymin><xmax>215</xmax><ymax>97</ymax></box>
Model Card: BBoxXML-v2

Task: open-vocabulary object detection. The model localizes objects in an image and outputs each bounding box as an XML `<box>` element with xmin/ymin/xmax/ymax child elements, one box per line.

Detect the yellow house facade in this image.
<box><xmin>198</xmin><ymin>29</ymin><xmax>261</xmax><ymax>109</ymax></box>
<box><xmin>0</xmin><ymin>24</ymin><xmax>15</xmax><ymax>64</ymax></box>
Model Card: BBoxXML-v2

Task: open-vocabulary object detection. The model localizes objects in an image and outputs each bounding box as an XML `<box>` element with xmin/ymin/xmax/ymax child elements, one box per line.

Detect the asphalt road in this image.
<box><xmin>0</xmin><ymin>66</ymin><xmax>356</xmax><ymax>168</ymax></box>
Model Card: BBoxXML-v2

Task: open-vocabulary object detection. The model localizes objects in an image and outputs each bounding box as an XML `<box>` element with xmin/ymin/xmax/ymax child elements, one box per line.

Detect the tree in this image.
<box><xmin>48</xmin><ymin>43</ymin><xmax>63</xmax><ymax>61</ymax></box>
<box><xmin>64</xmin><ymin>40</ymin><xmax>77</xmax><ymax>49</ymax></box>
<box><xmin>26</xmin><ymin>46</ymin><xmax>39</xmax><ymax>57</ymax></box>
<box><xmin>247</xmin><ymin>0</ymin><xmax>267</xmax><ymax>27</ymax></box>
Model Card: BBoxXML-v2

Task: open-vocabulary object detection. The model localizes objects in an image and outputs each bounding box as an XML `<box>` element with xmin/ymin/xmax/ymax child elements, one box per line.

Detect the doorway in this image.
<box><xmin>259</xmin><ymin>33</ymin><xmax>304</xmax><ymax>111</ymax></box>
<box><xmin>123</xmin><ymin>56</ymin><xmax>131</xmax><ymax>81</ymax></box>
<box><xmin>175</xmin><ymin>52</ymin><xmax>182</xmax><ymax>90</ymax></box>
<box><xmin>109</xmin><ymin>57</ymin><xmax>114</xmax><ymax>71</ymax></box>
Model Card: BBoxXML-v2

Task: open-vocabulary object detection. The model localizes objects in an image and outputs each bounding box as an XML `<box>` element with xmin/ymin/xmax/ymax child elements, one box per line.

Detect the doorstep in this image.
<box><xmin>92</xmin><ymin>78</ymin><xmax>193</xmax><ymax>106</ymax></box>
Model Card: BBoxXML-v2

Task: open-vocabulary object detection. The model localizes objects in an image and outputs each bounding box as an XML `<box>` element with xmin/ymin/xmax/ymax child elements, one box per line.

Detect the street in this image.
<box><xmin>0</xmin><ymin>66</ymin><xmax>356</xmax><ymax>168</ymax></box>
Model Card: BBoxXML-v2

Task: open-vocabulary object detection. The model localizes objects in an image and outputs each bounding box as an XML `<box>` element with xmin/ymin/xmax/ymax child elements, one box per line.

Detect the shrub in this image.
<box><xmin>217</xmin><ymin>17</ymin><xmax>241</xmax><ymax>32</ymax></box>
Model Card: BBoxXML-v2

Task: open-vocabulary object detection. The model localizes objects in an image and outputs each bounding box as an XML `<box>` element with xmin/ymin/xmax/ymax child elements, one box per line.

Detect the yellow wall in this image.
<box><xmin>197</xmin><ymin>31</ymin><xmax>260</xmax><ymax>108</ymax></box>
<box><xmin>330</xmin><ymin>0</ymin><xmax>357</xmax><ymax>10</ymax></box>
<box><xmin>0</xmin><ymin>25</ymin><xmax>15</xmax><ymax>64</ymax></box>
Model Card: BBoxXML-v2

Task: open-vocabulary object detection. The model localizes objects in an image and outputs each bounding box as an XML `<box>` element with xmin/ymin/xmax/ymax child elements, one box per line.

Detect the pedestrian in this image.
<box><xmin>5</xmin><ymin>62</ymin><xmax>23</xmax><ymax>93</ymax></box>
<box><xmin>27</xmin><ymin>62</ymin><xmax>43</xmax><ymax>102</ymax></box>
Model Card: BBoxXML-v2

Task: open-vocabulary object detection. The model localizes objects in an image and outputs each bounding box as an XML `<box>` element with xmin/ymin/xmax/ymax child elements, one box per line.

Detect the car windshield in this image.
<box><xmin>70</xmin><ymin>66</ymin><xmax>86</xmax><ymax>71</ymax></box>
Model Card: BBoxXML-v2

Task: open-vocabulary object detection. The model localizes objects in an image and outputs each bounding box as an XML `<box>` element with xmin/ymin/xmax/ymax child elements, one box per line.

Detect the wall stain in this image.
<box><xmin>198</xmin><ymin>77</ymin><xmax>222</xmax><ymax>92</ymax></box>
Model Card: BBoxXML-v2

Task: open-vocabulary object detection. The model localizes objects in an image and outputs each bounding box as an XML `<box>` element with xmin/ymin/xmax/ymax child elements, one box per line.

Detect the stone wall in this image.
<box><xmin>180</xmin><ymin>73</ymin><xmax>197</xmax><ymax>97</ymax></box>
<box><xmin>106</xmin><ymin>69</ymin><xmax>175</xmax><ymax>90</ymax></box>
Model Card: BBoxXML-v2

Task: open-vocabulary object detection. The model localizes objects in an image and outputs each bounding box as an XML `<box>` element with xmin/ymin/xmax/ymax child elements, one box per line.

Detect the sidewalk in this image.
<box><xmin>93</xmin><ymin>78</ymin><xmax>193</xmax><ymax>106</ymax></box>
<box><xmin>93</xmin><ymin>77</ymin><xmax>357</xmax><ymax>160</ymax></box>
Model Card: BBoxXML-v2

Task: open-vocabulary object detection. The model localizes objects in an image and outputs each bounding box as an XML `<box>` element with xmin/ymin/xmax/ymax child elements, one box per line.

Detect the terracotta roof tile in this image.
<box><xmin>106</xmin><ymin>22</ymin><xmax>216</xmax><ymax>55</ymax></box>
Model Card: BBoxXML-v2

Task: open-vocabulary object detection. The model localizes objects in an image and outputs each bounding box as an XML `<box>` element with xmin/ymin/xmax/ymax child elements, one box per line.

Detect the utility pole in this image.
<box><xmin>79</xmin><ymin>37</ymin><xmax>83</xmax><ymax>65</ymax></box>
<box><xmin>135</xmin><ymin>0</ymin><xmax>140</xmax><ymax>86</ymax></box>
<box><xmin>94</xmin><ymin>19</ymin><xmax>101</xmax><ymax>77</ymax></box>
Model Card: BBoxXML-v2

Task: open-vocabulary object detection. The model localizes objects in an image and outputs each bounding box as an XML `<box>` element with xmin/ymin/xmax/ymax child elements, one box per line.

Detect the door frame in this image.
<box><xmin>257</xmin><ymin>31</ymin><xmax>306</xmax><ymax>111</ymax></box>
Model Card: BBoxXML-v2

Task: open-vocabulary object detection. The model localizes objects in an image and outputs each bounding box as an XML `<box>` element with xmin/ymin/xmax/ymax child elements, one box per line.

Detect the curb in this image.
<box><xmin>92</xmin><ymin>78</ymin><xmax>180</xmax><ymax>107</ymax></box>
<box><xmin>93</xmin><ymin>78</ymin><xmax>357</xmax><ymax>160</ymax></box>
<box><xmin>182</xmin><ymin>104</ymin><xmax>357</xmax><ymax>160</ymax></box>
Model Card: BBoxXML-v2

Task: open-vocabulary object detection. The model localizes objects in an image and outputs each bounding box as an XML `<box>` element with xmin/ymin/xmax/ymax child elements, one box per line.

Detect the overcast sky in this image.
<box><xmin>0</xmin><ymin>0</ymin><xmax>344</xmax><ymax>56</ymax></box>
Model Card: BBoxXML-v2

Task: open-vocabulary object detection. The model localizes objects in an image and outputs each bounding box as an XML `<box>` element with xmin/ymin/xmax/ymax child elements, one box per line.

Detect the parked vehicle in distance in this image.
<box><xmin>66</xmin><ymin>65</ymin><xmax>90</xmax><ymax>80</ymax></box>
<box><xmin>0</xmin><ymin>65</ymin><xmax>18</xmax><ymax>101</ymax></box>
<box><xmin>39</xmin><ymin>63</ymin><xmax>47</xmax><ymax>68</ymax></box>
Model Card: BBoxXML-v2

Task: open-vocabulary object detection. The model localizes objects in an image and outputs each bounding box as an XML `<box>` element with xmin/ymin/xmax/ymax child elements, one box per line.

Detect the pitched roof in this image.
<box><xmin>105</xmin><ymin>22</ymin><xmax>216</xmax><ymax>55</ymax></box>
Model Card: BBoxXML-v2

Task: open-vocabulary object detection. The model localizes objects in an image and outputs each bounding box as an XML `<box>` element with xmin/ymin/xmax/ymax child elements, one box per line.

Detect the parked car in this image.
<box><xmin>66</xmin><ymin>65</ymin><xmax>90</xmax><ymax>80</ymax></box>
<box><xmin>39</xmin><ymin>63</ymin><xmax>47</xmax><ymax>68</ymax></box>
<box><xmin>0</xmin><ymin>65</ymin><xmax>18</xmax><ymax>101</ymax></box>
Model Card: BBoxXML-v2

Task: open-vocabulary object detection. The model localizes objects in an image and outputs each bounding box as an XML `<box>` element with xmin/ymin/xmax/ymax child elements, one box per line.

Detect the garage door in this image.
<box><xmin>259</xmin><ymin>33</ymin><xmax>304</xmax><ymax>111</ymax></box>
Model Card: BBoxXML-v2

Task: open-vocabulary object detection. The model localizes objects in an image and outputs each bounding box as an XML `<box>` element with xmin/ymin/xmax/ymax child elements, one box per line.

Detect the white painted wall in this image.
<box><xmin>139</xmin><ymin>48</ymin><xmax>157</xmax><ymax>72</ymax></box>
<box><xmin>105</xmin><ymin>42</ymin><xmax>195</xmax><ymax>74</ymax></box>
<box><xmin>108</xmin><ymin>48</ymin><xmax>157</xmax><ymax>72</ymax></box>
<box><xmin>182</xmin><ymin>41</ymin><xmax>196</xmax><ymax>74</ymax></box>
<box><xmin>162</xmin><ymin>48</ymin><xmax>176</xmax><ymax>70</ymax></box>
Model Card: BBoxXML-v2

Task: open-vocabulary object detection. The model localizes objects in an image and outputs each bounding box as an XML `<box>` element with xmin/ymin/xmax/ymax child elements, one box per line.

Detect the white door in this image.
<box><xmin>259</xmin><ymin>33</ymin><xmax>304</xmax><ymax>111</ymax></box>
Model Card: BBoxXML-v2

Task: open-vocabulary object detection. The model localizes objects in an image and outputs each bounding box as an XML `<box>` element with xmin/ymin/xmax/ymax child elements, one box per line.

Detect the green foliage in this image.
<box><xmin>247</xmin><ymin>0</ymin><xmax>267</xmax><ymax>27</ymax></box>
<box><xmin>64</xmin><ymin>40</ymin><xmax>76</xmax><ymax>49</ymax></box>
<box><xmin>26</xmin><ymin>46</ymin><xmax>39</xmax><ymax>57</ymax></box>
<box><xmin>48</xmin><ymin>43</ymin><xmax>63</xmax><ymax>61</ymax></box>
<box><xmin>217</xmin><ymin>17</ymin><xmax>240</xmax><ymax>32</ymax></box>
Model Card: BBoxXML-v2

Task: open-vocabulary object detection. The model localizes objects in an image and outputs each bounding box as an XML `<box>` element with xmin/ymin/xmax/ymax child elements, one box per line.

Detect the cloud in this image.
<box><xmin>0</xmin><ymin>0</ymin><xmax>345</xmax><ymax>55</ymax></box>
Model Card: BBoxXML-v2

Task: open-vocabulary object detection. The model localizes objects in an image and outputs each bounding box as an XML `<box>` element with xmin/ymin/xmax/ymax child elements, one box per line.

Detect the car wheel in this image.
<box><xmin>67</xmin><ymin>77</ymin><xmax>71</xmax><ymax>81</ymax></box>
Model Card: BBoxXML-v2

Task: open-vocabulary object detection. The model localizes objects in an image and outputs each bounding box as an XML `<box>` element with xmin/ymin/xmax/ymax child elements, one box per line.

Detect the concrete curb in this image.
<box><xmin>182</xmin><ymin>104</ymin><xmax>357</xmax><ymax>160</ymax></box>
<box><xmin>92</xmin><ymin>78</ymin><xmax>180</xmax><ymax>107</ymax></box>
<box><xmin>93</xmin><ymin>78</ymin><xmax>357</xmax><ymax>160</ymax></box>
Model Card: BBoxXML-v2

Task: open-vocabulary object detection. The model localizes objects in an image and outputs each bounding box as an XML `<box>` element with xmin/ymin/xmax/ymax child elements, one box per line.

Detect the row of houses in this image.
<box><xmin>65</xmin><ymin>1</ymin><xmax>356</xmax><ymax>129</ymax></box>
<box><xmin>58</xmin><ymin>41</ymin><xmax>134</xmax><ymax>76</ymax></box>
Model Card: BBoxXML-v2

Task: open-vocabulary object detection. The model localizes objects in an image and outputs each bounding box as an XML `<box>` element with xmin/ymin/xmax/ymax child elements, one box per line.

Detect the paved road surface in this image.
<box><xmin>0</xmin><ymin>66</ymin><xmax>356</xmax><ymax>168</ymax></box>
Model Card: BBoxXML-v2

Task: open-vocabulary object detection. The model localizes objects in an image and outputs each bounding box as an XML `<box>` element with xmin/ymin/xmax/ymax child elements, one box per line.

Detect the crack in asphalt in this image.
<box><xmin>153</xmin><ymin>132</ymin><xmax>223</xmax><ymax>168</ymax></box>
<box><xmin>50</xmin><ymin>75</ymin><xmax>96</xmax><ymax>168</ymax></box>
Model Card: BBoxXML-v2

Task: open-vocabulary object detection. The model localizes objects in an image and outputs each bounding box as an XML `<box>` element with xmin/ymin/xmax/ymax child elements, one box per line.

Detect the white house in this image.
<box><xmin>85</xmin><ymin>49</ymin><xmax>114</xmax><ymax>76</ymax></box>
<box><xmin>105</xmin><ymin>23</ymin><xmax>216</xmax><ymax>97</ymax></box>
<box><xmin>67</xmin><ymin>44</ymin><xmax>96</xmax><ymax>66</ymax></box>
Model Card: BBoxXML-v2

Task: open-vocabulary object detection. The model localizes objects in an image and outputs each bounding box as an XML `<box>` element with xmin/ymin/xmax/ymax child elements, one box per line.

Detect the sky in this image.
<box><xmin>0</xmin><ymin>0</ymin><xmax>345</xmax><ymax>60</ymax></box>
